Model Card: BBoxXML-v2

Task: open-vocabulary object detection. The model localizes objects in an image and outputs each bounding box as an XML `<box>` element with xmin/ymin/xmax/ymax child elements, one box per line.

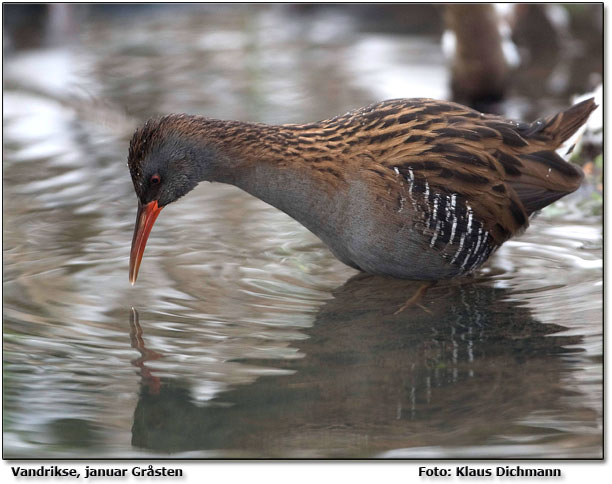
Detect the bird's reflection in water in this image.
<box><xmin>129</xmin><ymin>274</ymin><xmax>583</xmax><ymax>457</ymax></box>
<box><xmin>129</xmin><ymin>307</ymin><xmax>162</xmax><ymax>396</ymax></box>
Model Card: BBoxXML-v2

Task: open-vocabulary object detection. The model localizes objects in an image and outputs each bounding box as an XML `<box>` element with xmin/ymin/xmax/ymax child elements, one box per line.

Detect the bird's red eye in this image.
<box><xmin>150</xmin><ymin>174</ymin><xmax>161</xmax><ymax>185</ymax></box>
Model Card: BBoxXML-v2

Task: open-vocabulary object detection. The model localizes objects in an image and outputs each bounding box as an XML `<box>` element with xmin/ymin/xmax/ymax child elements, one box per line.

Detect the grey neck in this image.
<box><xmin>189</xmin><ymin>121</ymin><xmax>340</xmax><ymax>246</ymax></box>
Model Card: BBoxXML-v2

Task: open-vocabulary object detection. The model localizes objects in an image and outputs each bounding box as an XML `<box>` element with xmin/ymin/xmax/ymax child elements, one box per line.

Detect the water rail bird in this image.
<box><xmin>128</xmin><ymin>97</ymin><xmax>596</xmax><ymax>284</ymax></box>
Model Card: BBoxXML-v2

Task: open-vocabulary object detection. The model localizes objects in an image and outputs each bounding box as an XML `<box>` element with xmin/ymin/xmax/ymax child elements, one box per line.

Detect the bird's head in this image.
<box><xmin>127</xmin><ymin>115</ymin><xmax>206</xmax><ymax>284</ymax></box>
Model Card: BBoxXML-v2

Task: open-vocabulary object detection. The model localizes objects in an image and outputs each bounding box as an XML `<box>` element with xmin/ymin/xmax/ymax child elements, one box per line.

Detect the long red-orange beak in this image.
<box><xmin>129</xmin><ymin>200</ymin><xmax>163</xmax><ymax>285</ymax></box>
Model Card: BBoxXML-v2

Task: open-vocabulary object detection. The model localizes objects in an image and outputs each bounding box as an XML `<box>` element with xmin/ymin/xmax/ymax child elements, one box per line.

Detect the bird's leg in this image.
<box><xmin>394</xmin><ymin>280</ymin><xmax>437</xmax><ymax>315</ymax></box>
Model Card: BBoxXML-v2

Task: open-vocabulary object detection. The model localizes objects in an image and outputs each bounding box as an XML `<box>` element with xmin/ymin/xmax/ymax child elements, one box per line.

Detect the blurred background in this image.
<box><xmin>3</xmin><ymin>3</ymin><xmax>603</xmax><ymax>458</ymax></box>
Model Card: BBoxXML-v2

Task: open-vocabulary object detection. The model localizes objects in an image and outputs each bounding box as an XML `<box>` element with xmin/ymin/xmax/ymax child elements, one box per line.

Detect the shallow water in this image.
<box><xmin>2</xmin><ymin>5</ymin><xmax>602</xmax><ymax>458</ymax></box>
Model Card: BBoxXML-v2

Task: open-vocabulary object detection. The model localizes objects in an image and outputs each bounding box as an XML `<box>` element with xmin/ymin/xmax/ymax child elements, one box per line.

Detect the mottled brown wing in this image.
<box><xmin>351</xmin><ymin>98</ymin><xmax>595</xmax><ymax>244</ymax></box>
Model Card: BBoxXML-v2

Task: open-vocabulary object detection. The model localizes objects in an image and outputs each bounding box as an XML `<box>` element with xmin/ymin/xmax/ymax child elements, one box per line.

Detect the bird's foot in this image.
<box><xmin>393</xmin><ymin>281</ymin><xmax>436</xmax><ymax>315</ymax></box>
